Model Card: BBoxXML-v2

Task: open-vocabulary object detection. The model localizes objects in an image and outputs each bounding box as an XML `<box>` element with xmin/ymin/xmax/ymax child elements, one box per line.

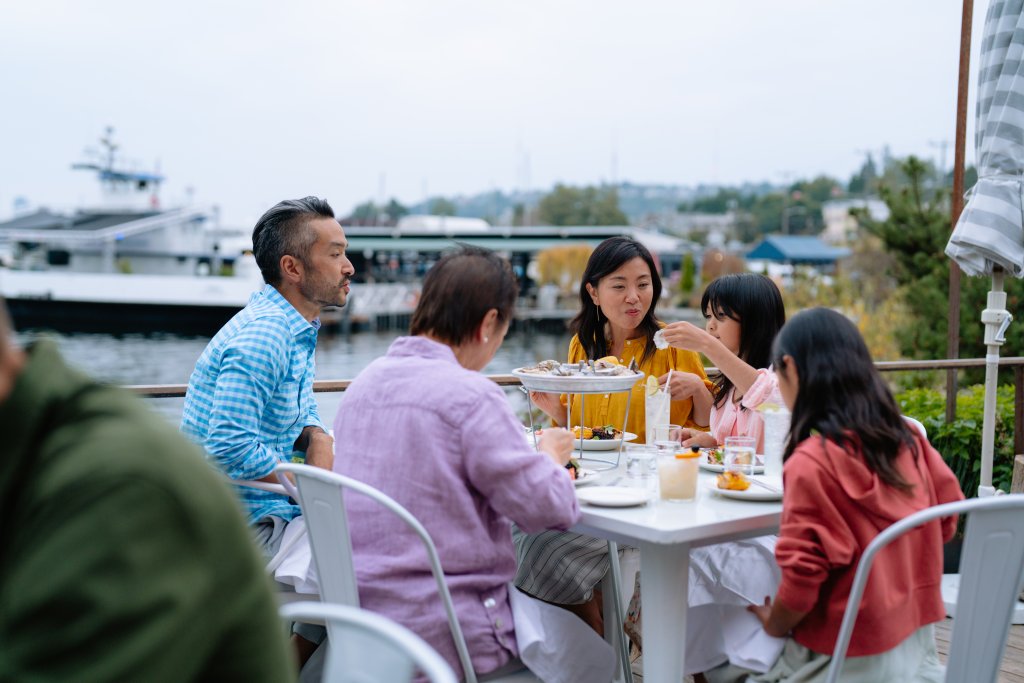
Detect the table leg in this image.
<box><xmin>639</xmin><ymin>541</ymin><xmax>690</xmax><ymax>682</ymax></box>
<box><xmin>603</xmin><ymin>541</ymin><xmax>633</xmax><ymax>683</ymax></box>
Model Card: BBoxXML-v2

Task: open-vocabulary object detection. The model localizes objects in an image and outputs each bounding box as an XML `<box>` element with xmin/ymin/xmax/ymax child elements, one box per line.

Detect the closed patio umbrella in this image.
<box><xmin>945</xmin><ymin>0</ymin><xmax>1024</xmax><ymax>496</ymax></box>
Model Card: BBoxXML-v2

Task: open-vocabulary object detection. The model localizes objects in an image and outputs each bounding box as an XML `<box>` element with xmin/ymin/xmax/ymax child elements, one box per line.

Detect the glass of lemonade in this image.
<box><xmin>658</xmin><ymin>446</ymin><xmax>700</xmax><ymax>501</ymax></box>
<box><xmin>724</xmin><ymin>436</ymin><xmax>757</xmax><ymax>477</ymax></box>
<box><xmin>645</xmin><ymin>378</ymin><xmax>671</xmax><ymax>445</ymax></box>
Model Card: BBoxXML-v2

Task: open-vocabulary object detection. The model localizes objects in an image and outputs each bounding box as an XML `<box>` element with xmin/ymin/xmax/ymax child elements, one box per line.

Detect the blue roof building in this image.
<box><xmin>746</xmin><ymin>235</ymin><xmax>851</xmax><ymax>265</ymax></box>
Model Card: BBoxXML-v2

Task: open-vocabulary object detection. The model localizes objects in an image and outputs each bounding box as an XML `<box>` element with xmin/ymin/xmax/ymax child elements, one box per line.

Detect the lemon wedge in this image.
<box><xmin>597</xmin><ymin>355</ymin><xmax>620</xmax><ymax>365</ymax></box>
<box><xmin>645</xmin><ymin>375</ymin><xmax>659</xmax><ymax>396</ymax></box>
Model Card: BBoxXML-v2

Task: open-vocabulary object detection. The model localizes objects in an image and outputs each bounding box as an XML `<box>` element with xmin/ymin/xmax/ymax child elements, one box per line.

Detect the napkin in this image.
<box><xmin>509</xmin><ymin>586</ymin><xmax>615</xmax><ymax>683</ymax></box>
<box><xmin>271</xmin><ymin>517</ymin><xmax>320</xmax><ymax>595</ymax></box>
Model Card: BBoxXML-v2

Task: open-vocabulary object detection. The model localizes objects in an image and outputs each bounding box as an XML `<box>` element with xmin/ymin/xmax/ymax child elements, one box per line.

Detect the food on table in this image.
<box><xmin>716</xmin><ymin>470</ymin><xmax>751</xmax><ymax>491</ymax></box>
<box><xmin>566</xmin><ymin>457</ymin><xmax>580</xmax><ymax>480</ymax></box>
<box><xmin>570</xmin><ymin>424</ymin><xmax>623</xmax><ymax>441</ymax></box>
<box><xmin>516</xmin><ymin>359</ymin><xmax>563</xmax><ymax>374</ymax></box>
<box><xmin>732</xmin><ymin>450</ymin><xmax>753</xmax><ymax>465</ymax></box>
<box><xmin>702</xmin><ymin>447</ymin><xmax>725</xmax><ymax>465</ymax></box>
<box><xmin>573</xmin><ymin>426</ymin><xmax>594</xmax><ymax>440</ymax></box>
<box><xmin>516</xmin><ymin>359</ymin><xmax>635</xmax><ymax>377</ymax></box>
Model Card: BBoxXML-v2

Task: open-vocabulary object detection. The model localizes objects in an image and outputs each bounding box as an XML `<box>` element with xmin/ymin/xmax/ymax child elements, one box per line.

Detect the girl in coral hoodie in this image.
<box><xmin>748</xmin><ymin>307</ymin><xmax>964</xmax><ymax>682</ymax></box>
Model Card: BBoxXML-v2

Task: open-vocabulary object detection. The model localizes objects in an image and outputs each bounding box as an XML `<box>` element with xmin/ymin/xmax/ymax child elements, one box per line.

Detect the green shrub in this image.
<box><xmin>897</xmin><ymin>384</ymin><xmax>1017</xmax><ymax>495</ymax></box>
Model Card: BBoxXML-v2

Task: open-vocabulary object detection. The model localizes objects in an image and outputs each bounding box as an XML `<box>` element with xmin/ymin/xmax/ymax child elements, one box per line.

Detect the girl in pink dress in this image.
<box><xmin>636</xmin><ymin>273</ymin><xmax>788</xmax><ymax>680</ymax></box>
<box><xmin>661</xmin><ymin>272</ymin><xmax>787</xmax><ymax>452</ymax></box>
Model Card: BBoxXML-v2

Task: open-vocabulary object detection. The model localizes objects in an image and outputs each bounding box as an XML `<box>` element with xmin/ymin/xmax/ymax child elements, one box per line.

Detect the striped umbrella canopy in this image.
<box><xmin>945</xmin><ymin>0</ymin><xmax>1023</xmax><ymax>496</ymax></box>
<box><xmin>947</xmin><ymin>0</ymin><xmax>1024</xmax><ymax>276</ymax></box>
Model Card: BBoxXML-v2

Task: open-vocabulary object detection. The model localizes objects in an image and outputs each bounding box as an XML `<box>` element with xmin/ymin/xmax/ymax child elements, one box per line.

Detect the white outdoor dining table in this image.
<box><xmin>571</xmin><ymin>468</ymin><xmax>782</xmax><ymax>682</ymax></box>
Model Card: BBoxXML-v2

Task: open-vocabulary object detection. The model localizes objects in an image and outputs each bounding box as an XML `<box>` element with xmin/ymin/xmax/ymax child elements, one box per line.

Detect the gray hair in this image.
<box><xmin>251</xmin><ymin>196</ymin><xmax>335</xmax><ymax>285</ymax></box>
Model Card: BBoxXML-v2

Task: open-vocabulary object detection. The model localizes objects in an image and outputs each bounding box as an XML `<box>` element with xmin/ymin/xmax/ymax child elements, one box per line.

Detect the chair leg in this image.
<box><xmin>606</xmin><ymin>541</ymin><xmax>635</xmax><ymax>683</ymax></box>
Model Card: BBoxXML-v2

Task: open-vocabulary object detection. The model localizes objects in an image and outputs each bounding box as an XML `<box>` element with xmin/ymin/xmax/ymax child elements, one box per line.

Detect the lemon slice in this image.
<box><xmin>645</xmin><ymin>375</ymin><xmax>659</xmax><ymax>396</ymax></box>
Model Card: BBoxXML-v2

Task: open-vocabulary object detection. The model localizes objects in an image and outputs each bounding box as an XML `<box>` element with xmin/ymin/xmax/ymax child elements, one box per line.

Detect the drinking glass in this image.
<box><xmin>645</xmin><ymin>390</ymin><xmax>671</xmax><ymax>445</ymax></box>
<box><xmin>762</xmin><ymin>409</ymin><xmax>790</xmax><ymax>478</ymax></box>
<box><xmin>651</xmin><ymin>423</ymin><xmax>683</xmax><ymax>453</ymax></box>
<box><xmin>658</xmin><ymin>447</ymin><xmax>700</xmax><ymax>501</ymax></box>
<box><xmin>623</xmin><ymin>444</ymin><xmax>658</xmax><ymax>481</ymax></box>
<box><xmin>724</xmin><ymin>436</ymin><xmax>757</xmax><ymax>477</ymax></box>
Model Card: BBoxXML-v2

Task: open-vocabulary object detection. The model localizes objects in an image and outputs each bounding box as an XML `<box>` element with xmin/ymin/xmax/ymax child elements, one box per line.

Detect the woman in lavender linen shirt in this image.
<box><xmin>332</xmin><ymin>246</ymin><xmax>580</xmax><ymax>680</ymax></box>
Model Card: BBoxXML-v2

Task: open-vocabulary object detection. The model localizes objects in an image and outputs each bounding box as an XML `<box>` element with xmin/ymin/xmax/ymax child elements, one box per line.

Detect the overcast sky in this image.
<box><xmin>0</xmin><ymin>1</ymin><xmax>988</xmax><ymax>227</ymax></box>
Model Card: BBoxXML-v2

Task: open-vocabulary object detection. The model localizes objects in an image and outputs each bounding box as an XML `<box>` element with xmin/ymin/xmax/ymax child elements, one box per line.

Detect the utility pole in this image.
<box><xmin>929</xmin><ymin>139</ymin><xmax>951</xmax><ymax>183</ymax></box>
<box><xmin>778</xmin><ymin>170</ymin><xmax>795</xmax><ymax>234</ymax></box>
<box><xmin>854</xmin><ymin>148</ymin><xmax>878</xmax><ymax>197</ymax></box>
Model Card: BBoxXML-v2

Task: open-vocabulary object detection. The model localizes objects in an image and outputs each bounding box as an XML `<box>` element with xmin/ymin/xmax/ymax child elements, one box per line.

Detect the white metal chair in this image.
<box><xmin>902</xmin><ymin>415</ymin><xmax>928</xmax><ymax>439</ymax></box>
<box><xmin>275</xmin><ymin>463</ymin><xmax>541</xmax><ymax>683</ymax></box>
<box><xmin>281</xmin><ymin>601</ymin><xmax>457</xmax><ymax>683</ymax></box>
<box><xmin>825</xmin><ymin>495</ymin><xmax>1024</xmax><ymax>683</ymax></box>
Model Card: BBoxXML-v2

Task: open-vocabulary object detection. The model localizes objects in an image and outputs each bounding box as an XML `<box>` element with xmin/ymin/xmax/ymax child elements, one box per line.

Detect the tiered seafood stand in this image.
<box><xmin>514</xmin><ymin>363</ymin><xmax>644</xmax><ymax>471</ymax></box>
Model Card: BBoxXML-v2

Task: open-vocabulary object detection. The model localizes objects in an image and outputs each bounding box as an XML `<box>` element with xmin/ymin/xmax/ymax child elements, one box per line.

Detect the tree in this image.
<box><xmin>675</xmin><ymin>252</ymin><xmax>697</xmax><ymax>306</ymax></box>
<box><xmin>535</xmin><ymin>244</ymin><xmax>593</xmax><ymax>294</ymax></box>
<box><xmin>384</xmin><ymin>198</ymin><xmax>409</xmax><ymax>222</ymax></box>
<box><xmin>349</xmin><ymin>201</ymin><xmax>378</xmax><ymax>226</ymax></box>
<box><xmin>852</xmin><ymin>156</ymin><xmax>1024</xmax><ymax>364</ymax></box>
<box><xmin>430</xmin><ymin>197</ymin><xmax>457</xmax><ymax>216</ymax></box>
<box><xmin>848</xmin><ymin>154</ymin><xmax>879</xmax><ymax>195</ymax></box>
<box><xmin>678</xmin><ymin>188</ymin><xmax>745</xmax><ymax>214</ymax></box>
<box><xmin>537</xmin><ymin>184</ymin><xmax>628</xmax><ymax>226</ymax></box>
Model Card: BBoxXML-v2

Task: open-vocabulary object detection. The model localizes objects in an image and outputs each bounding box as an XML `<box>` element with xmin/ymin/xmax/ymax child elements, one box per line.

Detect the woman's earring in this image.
<box><xmin>484</xmin><ymin>336</ymin><xmax>489</xmax><ymax>343</ymax></box>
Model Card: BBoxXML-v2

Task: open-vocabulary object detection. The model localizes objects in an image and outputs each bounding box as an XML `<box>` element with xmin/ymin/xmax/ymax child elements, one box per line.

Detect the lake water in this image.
<box><xmin>17</xmin><ymin>329</ymin><xmax>567</xmax><ymax>424</ymax></box>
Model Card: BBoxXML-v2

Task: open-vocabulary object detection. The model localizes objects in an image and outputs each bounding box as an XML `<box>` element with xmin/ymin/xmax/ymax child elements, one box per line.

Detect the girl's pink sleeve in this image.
<box><xmin>740</xmin><ymin>367</ymin><xmax>783</xmax><ymax>410</ymax></box>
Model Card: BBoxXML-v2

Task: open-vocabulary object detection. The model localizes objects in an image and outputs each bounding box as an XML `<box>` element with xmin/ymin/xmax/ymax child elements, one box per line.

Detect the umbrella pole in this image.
<box><xmin>980</xmin><ymin>267</ymin><xmax>1012</xmax><ymax>497</ymax></box>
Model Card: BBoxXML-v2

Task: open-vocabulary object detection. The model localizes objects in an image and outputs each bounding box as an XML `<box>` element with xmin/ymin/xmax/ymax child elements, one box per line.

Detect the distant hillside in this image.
<box><xmin>406</xmin><ymin>181</ymin><xmax>781</xmax><ymax>225</ymax></box>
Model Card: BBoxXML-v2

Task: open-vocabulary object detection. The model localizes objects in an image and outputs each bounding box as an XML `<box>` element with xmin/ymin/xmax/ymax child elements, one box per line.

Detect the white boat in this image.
<box><xmin>0</xmin><ymin>131</ymin><xmax>264</xmax><ymax>334</ymax></box>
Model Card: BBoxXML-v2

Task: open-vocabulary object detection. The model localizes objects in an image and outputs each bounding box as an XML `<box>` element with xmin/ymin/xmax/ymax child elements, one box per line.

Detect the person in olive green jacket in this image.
<box><xmin>0</xmin><ymin>300</ymin><xmax>295</xmax><ymax>683</ymax></box>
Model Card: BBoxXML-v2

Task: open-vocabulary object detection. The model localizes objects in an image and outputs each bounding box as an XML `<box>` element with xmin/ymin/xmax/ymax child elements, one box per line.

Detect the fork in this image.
<box><xmin>746</xmin><ymin>478</ymin><xmax>782</xmax><ymax>494</ymax></box>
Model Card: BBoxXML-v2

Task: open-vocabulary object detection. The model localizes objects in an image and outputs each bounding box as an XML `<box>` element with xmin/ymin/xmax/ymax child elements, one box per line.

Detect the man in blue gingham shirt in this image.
<box><xmin>182</xmin><ymin>196</ymin><xmax>354</xmax><ymax>528</ymax></box>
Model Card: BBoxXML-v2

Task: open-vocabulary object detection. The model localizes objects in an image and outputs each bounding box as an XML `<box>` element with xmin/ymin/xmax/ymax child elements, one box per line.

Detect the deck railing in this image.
<box><xmin>129</xmin><ymin>356</ymin><xmax>1024</xmax><ymax>456</ymax></box>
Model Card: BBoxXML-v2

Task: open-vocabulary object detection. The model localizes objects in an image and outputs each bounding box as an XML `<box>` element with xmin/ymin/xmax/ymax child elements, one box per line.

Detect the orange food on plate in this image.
<box><xmin>716</xmin><ymin>471</ymin><xmax>751</xmax><ymax>491</ymax></box>
<box><xmin>571</xmin><ymin>425</ymin><xmax>595</xmax><ymax>440</ymax></box>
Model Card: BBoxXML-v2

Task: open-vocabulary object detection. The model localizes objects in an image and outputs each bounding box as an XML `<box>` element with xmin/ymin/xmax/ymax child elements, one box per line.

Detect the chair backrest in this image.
<box><xmin>281</xmin><ymin>601</ymin><xmax>457</xmax><ymax>683</ymax></box>
<box><xmin>825</xmin><ymin>495</ymin><xmax>1024</xmax><ymax>683</ymax></box>
<box><xmin>276</xmin><ymin>463</ymin><xmax>479</xmax><ymax>683</ymax></box>
<box><xmin>902</xmin><ymin>415</ymin><xmax>928</xmax><ymax>439</ymax></box>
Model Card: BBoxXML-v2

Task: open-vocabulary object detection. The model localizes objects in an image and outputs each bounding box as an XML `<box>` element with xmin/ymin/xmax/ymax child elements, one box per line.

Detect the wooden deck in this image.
<box><xmin>629</xmin><ymin>619</ymin><xmax>1024</xmax><ymax>682</ymax></box>
<box><xmin>935</xmin><ymin>618</ymin><xmax>1024</xmax><ymax>682</ymax></box>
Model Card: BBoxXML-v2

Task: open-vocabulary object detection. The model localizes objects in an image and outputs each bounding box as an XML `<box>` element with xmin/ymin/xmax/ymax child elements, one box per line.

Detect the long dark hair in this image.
<box><xmin>702</xmin><ymin>273</ymin><xmax>785</xmax><ymax>409</ymax></box>
<box><xmin>570</xmin><ymin>236</ymin><xmax>662</xmax><ymax>363</ymax></box>
<box><xmin>772</xmin><ymin>307</ymin><xmax>917</xmax><ymax>492</ymax></box>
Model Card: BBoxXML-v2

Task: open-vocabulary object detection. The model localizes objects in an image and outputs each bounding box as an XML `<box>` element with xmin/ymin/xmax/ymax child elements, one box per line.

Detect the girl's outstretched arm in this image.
<box><xmin>661</xmin><ymin>321</ymin><xmax>761</xmax><ymax>396</ymax></box>
<box><xmin>747</xmin><ymin>597</ymin><xmax>808</xmax><ymax>638</ymax></box>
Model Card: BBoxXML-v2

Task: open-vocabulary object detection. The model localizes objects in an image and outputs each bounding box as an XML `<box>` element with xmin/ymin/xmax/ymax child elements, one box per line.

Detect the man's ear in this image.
<box><xmin>279</xmin><ymin>255</ymin><xmax>303</xmax><ymax>285</ymax></box>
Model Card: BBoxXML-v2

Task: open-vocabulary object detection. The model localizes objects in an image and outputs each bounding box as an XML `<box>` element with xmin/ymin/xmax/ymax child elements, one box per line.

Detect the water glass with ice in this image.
<box><xmin>724</xmin><ymin>436</ymin><xmax>757</xmax><ymax>477</ymax></box>
<box><xmin>624</xmin><ymin>444</ymin><xmax>658</xmax><ymax>481</ymax></box>
<box><xmin>651</xmin><ymin>423</ymin><xmax>683</xmax><ymax>453</ymax></box>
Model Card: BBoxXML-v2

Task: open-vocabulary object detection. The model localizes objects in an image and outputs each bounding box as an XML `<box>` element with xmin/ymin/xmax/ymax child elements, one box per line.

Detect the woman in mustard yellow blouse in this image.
<box><xmin>514</xmin><ymin>236</ymin><xmax>713</xmax><ymax>632</ymax></box>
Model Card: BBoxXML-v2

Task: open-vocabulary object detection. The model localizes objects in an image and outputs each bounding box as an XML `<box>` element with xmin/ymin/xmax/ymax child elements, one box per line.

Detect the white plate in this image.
<box><xmin>699</xmin><ymin>451</ymin><xmax>765</xmax><ymax>474</ymax></box>
<box><xmin>513</xmin><ymin>368</ymin><xmax>644</xmax><ymax>393</ymax></box>
<box><xmin>576</xmin><ymin>486</ymin><xmax>651</xmax><ymax>507</ymax></box>
<box><xmin>529</xmin><ymin>429</ymin><xmax>638</xmax><ymax>451</ymax></box>
<box><xmin>573</xmin><ymin>468</ymin><xmax>600</xmax><ymax>487</ymax></box>
<box><xmin>706</xmin><ymin>476</ymin><xmax>783</xmax><ymax>501</ymax></box>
